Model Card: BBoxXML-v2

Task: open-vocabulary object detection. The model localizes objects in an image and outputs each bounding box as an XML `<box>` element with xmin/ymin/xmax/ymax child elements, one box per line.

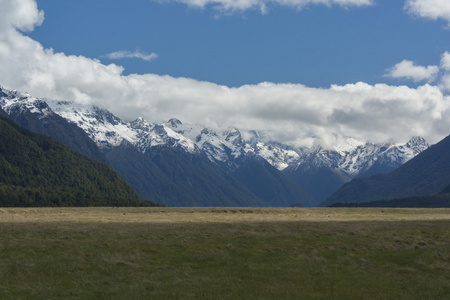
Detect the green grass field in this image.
<box><xmin>0</xmin><ymin>207</ymin><xmax>449</xmax><ymax>299</ymax></box>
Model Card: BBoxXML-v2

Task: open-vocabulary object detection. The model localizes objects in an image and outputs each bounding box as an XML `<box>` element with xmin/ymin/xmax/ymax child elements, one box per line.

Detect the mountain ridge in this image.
<box><xmin>0</xmin><ymin>86</ymin><xmax>430</xmax><ymax>207</ymax></box>
<box><xmin>323</xmin><ymin>134</ymin><xmax>450</xmax><ymax>206</ymax></box>
<box><xmin>0</xmin><ymin>88</ymin><xmax>107</xmax><ymax>163</ymax></box>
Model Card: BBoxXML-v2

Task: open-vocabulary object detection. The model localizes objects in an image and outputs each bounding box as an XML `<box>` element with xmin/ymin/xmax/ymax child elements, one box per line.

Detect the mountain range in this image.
<box><xmin>0</xmin><ymin>86</ymin><xmax>431</xmax><ymax>207</ymax></box>
<box><xmin>324</xmin><ymin>133</ymin><xmax>450</xmax><ymax>207</ymax></box>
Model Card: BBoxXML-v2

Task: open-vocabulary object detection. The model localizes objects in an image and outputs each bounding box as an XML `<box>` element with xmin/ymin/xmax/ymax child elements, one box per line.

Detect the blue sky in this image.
<box><xmin>1</xmin><ymin>0</ymin><xmax>450</xmax><ymax>147</ymax></box>
<box><xmin>28</xmin><ymin>0</ymin><xmax>450</xmax><ymax>87</ymax></box>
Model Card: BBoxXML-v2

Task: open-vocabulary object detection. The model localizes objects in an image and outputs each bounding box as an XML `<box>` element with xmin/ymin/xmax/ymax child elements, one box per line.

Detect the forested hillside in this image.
<box><xmin>0</xmin><ymin>113</ymin><xmax>155</xmax><ymax>207</ymax></box>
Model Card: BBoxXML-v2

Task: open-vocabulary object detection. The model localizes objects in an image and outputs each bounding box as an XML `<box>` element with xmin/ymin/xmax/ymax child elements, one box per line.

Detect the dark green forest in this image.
<box><xmin>0</xmin><ymin>114</ymin><xmax>156</xmax><ymax>207</ymax></box>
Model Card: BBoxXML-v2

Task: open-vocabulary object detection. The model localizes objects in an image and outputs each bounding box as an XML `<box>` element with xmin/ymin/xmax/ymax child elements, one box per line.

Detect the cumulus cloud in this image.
<box><xmin>0</xmin><ymin>0</ymin><xmax>44</xmax><ymax>32</ymax></box>
<box><xmin>174</xmin><ymin>0</ymin><xmax>373</xmax><ymax>13</ymax></box>
<box><xmin>1</xmin><ymin>0</ymin><xmax>450</xmax><ymax>149</ymax></box>
<box><xmin>440</xmin><ymin>51</ymin><xmax>450</xmax><ymax>71</ymax></box>
<box><xmin>103</xmin><ymin>50</ymin><xmax>159</xmax><ymax>62</ymax></box>
<box><xmin>438</xmin><ymin>51</ymin><xmax>450</xmax><ymax>92</ymax></box>
<box><xmin>385</xmin><ymin>60</ymin><xmax>439</xmax><ymax>82</ymax></box>
<box><xmin>405</xmin><ymin>0</ymin><xmax>450</xmax><ymax>24</ymax></box>
<box><xmin>388</xmin><ymin>52</ymin><xmax>450</xmax><ymax>93</ymax></box>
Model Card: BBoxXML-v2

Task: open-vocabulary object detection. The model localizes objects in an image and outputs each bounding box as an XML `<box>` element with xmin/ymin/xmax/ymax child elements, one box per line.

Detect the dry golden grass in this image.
<box><xmin>1</xmin><ymin>207</ymin><xmax>449</xmax><ymax>223</ymax></box>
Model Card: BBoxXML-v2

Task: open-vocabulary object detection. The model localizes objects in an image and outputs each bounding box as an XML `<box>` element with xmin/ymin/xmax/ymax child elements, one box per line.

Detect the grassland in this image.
<box><xmin>0</xmin><ymin>207</ymin><xmax>449</xmax><ymax>299</ymax></box>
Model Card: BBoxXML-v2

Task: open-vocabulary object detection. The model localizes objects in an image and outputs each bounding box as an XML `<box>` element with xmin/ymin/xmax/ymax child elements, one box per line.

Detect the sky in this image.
<box><xmin>1</xmin><ymin>0</ymin><xmax>450</xmax><ymax>148</ymax></box>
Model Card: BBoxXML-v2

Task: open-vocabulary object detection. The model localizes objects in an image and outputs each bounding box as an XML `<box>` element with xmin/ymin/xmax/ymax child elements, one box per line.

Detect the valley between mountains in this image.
<box><xmin>3</xmin><ymin>85</ymin><xmax>448</xmax><ymax>207</ymax></box>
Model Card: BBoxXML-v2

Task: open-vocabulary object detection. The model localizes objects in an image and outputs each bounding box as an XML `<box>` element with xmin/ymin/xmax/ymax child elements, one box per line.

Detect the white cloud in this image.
<box><xmin>0</xmin><ymin>0</ymin><xmax>44</xmax><ymax>32</ymax></box>
<box><xmin>174</xmin><ymin>0</ymin><xmax>373</xmax><ymax>13</ymax></box>
<box><xmin>1</xmin><ymin>0</ymin><xmax>450</xmax><ymax>149</ymax></box>
<box><xmin>104</xmin><ymin>50</ymin><xmax>159</xmax><ymax>62</ymax></box>
<box><xmin>385</xmin><ymin>53</ymin><xmax>450</xmax><ymax>95</ymax></box>
<box><xmin>440</xmin><ymin>51</ymin><xmax>450</xmax><ymax>71</ymax></box>
<box><xmin>385</xmin><ymin>60</ymin><xmax>439</xmax><ymax>82</ymax></box>
<box><xmin>439</xmin><ymin>52</ymin><xmax>450</xmax><ymax>92</ymax></box>
<box><xmin>405</xmin><ymin>0</ymin><xmax>450</xmax><ymax>24</ymax></box>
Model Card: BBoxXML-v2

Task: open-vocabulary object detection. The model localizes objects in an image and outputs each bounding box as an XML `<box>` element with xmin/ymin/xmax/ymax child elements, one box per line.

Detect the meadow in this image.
<box><xmin>0</xmin><ymin>207</ymin><xmax>449</xmax><ymax>299</ymax></box>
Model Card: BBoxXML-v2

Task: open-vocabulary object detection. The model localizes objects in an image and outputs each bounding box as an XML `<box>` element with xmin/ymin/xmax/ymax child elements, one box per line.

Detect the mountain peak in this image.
<box><xmin>168</xmin><ymin>118</ymin><xmax>182</xmax><ymax>127</ymax></box>
<box><xmin>130</xmin><ymin>117</ymin><xmax>151</xmax><ymax>130</ymax></box>
<box><xmin>223</xmin><ymin>127</ymin><xmax>245</xmax><ymax>146</ymax></box>
<box><xmin>0</xmin><ymin>88</ymin><xmax>55</xmax><ymax>120</ymax></box>
<box><xmin>407</xmin><ymin>136</ymin><xmax>429</xmax><ymax>147</ymax></box>
<box><xmin>333</xmin><ymin>137</ymin><xmax>365</xmax><ymax>154</ymax></box>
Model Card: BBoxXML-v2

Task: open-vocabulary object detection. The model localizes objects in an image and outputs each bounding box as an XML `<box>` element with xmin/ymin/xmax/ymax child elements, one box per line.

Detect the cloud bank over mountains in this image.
<box><xmin>1</xmin><ymin>0</ymin><xmax>450</xmax><ymax>148</ymax></box>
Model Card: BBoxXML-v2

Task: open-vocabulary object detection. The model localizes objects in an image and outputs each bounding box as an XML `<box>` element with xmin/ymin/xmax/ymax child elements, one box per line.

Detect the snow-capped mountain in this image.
<box><xmin>251</xmin><ymin>142</ymin><xmax>300</xmax><ymax>171</ymax></box>
<box><xmin>323</xmin><ymin>134</ymin><xmax>450</xmax><ymax>207</ymax></box>
<box><xmin>162</xmin><ymin>119</ymin><xmax>247</xmax><ymax>169</ymax></box>
<box><xmin>50</xmin><ymin>101</ymin><xmax>140</xmax><ymax>149</ymax></box>
<box><xmin>1</xmin><ymin>86</ymin><xmax>429</xmax><ymax>176</ymax></box>
<box><xmin>0</xmin><ymin>86</ymin><xmax>430</xmax><ymax>206</ymax></box>
<box><xmin>0</xmin><ymin>87</ymin><xmax>107</xmax><ymax>163</ymax></box>
<box><xmin>290</xmin><ymin>137</ymin><xmax>430</xmax><ymax>178</ymax></box>
<box><xmin>47</xmin><ymin>101</ymin><xmax>200</xmax><ymax>154</ymax></box>
<box><xmin>0</xmin><ymin>88</ymin><xmax>55</xmax><ymax>120</ymax></box>
<box><xmin>54</xmin><ymin>100</ymin><xmax>429</xmax><ymax>180</ymax></box>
